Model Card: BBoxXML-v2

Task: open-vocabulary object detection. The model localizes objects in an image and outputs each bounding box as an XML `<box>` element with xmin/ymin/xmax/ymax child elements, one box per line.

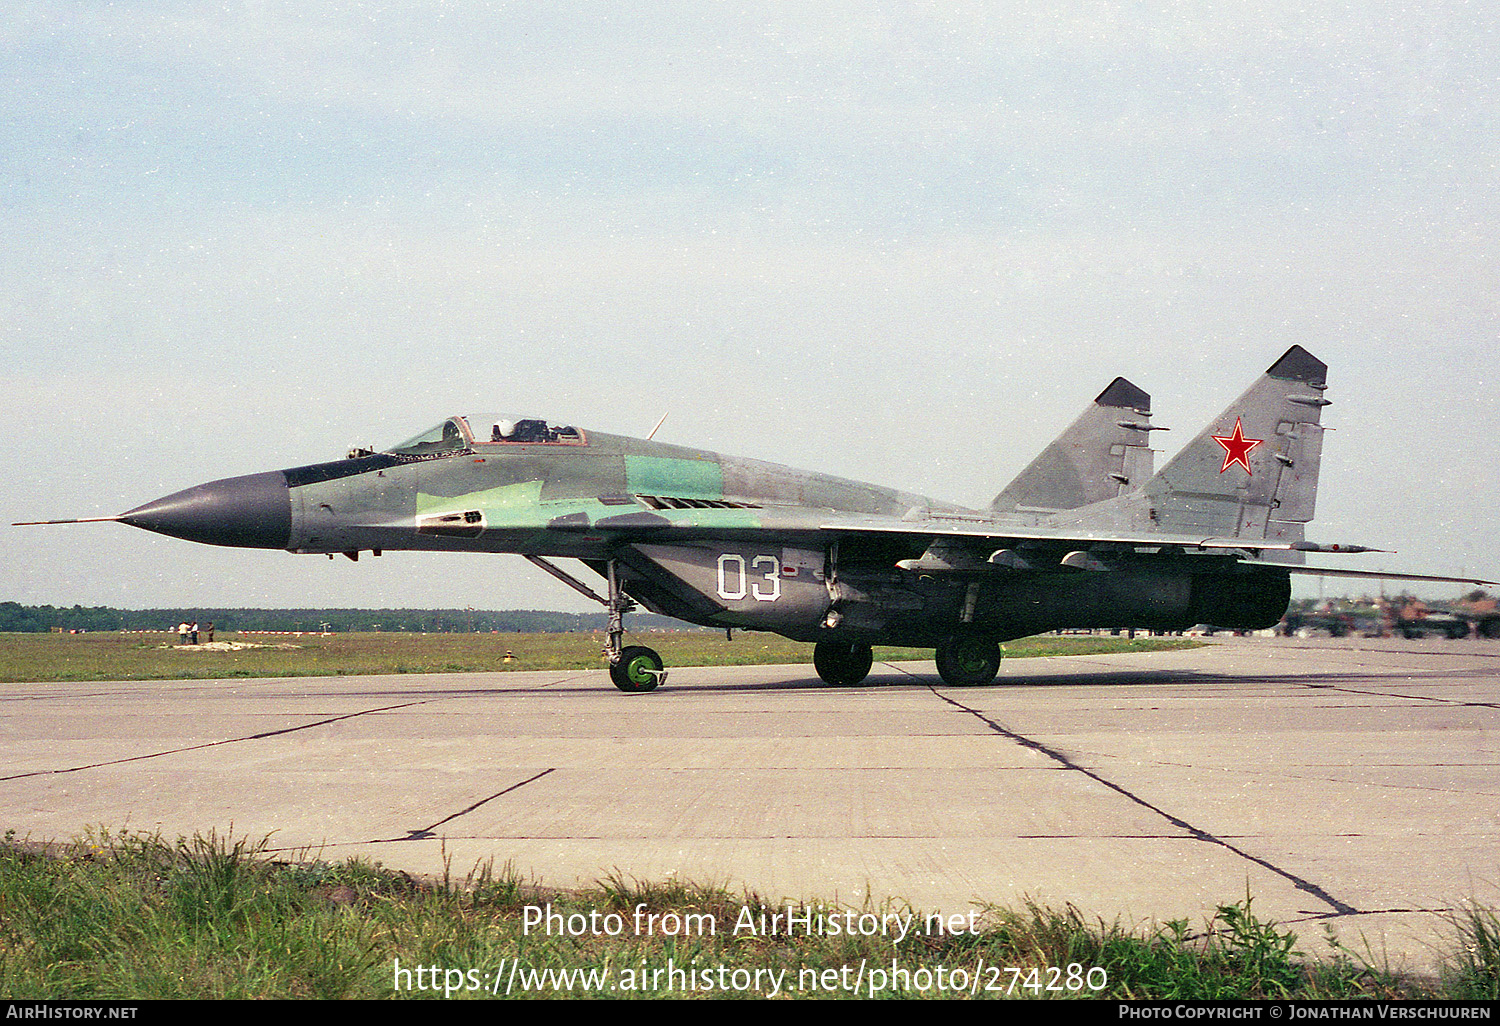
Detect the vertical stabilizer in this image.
<box><xmin>989</xmin><ymin>377</ymin><xmax>1157</xmax><ymax>513</ymax></box>
<box><xmin>1145</xmin><ymin>346</ymin><xmax>1327</xmax><ymax>545</ymax></box>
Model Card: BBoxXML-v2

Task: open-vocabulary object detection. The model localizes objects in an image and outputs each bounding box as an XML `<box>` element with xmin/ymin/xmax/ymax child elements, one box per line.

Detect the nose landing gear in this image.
<box><xmin>603</xmin><ymin>561</ymin><xmax>667</xmax><ymax>693</ymax></box>
<box><xmin>524</xmin><ymin>554</ymin><xmax>668</xmax><ymax>693</ymax></box>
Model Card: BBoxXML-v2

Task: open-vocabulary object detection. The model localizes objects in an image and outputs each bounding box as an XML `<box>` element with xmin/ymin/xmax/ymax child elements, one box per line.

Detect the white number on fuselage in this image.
<box><xmin>716</xmin><ymin>553</ymin><xmax>781</xmax><ymax>602</ymax></box>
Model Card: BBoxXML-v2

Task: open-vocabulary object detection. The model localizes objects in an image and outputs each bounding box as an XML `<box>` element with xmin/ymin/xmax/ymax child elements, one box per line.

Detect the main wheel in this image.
<box><xmin>935</xmin><ymin>634</ymin><xmax>1001</xmax><ymax>686</ymax></box>
<box><xmin>611</xmin><ymin>645</ymin><xmax>665</xmax><ymax>693</ymax></box>
<box><xmin>813</xmin><ymin>641</ymin><xmax>874</xmax><ymax>686</ymax></box>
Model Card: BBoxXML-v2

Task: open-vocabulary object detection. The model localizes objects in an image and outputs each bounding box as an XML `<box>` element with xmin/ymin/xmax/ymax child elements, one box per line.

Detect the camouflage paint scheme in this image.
<box><xmin>37</xmin><ymin>346</ymin><xmax>1494</xmax><ymax>690</ymax></box>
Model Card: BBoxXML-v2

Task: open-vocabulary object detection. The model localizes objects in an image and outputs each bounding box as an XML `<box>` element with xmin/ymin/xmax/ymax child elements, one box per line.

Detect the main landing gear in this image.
<box><xmin>934</xmin><ymin>633</ymin><xmax>1002</xmax><ymax>687</ymax></box>
<box><xmin>813</xmin><ymin>640</ymin><xmax>873</xmax><ymax>686</ymax></box>
<box><xmin>524</xmin><ymin>555</ymin><xmax>666</xmax><ymax>693</ymax></box>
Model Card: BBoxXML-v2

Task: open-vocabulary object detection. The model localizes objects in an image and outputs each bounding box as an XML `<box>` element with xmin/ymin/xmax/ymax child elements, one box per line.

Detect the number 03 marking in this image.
<box><xmin>717</xmin><ymin>553</ymin><xmax>781</xmax><ymax>602</ymax></box>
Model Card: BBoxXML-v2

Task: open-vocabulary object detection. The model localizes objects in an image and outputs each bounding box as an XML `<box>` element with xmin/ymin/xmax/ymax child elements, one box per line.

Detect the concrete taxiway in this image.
<box><xmin>3</xmin><ymin>635</ymin><xmax>1497</xmax><ymax>976</ymax></box>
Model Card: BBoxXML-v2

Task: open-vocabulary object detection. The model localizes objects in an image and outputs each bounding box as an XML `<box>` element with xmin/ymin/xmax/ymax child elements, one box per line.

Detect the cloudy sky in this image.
<box><xmin>3</xmin><ymin>1</ymin><xmax>1497</xmax><ymax>612</ymax></box>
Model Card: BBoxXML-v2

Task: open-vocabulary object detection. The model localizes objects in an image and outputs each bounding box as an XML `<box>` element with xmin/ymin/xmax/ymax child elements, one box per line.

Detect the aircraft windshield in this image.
<box><xmin>385</xmin><ymin>419</ymin><xmax>469</xmax><ymax>457</ymax></box>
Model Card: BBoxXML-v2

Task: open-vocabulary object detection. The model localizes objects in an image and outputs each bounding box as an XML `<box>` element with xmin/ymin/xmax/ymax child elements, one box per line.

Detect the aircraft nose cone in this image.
<box><xmin>119</xmin><ymin>470</ymin><xmax>291</xmax><ymax>549</ymax></box>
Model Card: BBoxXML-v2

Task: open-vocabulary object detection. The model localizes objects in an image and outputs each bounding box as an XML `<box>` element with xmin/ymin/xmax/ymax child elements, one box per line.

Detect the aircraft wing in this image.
<box><xmin>807</xmin><ymin>512</ymin><xmax>1498</xmax><ymax>586</ymax></box>
<box><xmin>544</xmin><ymin>494</ymin><xmax>1496</xmax><ymax>587</ymax></box>
<box><xmin>816</xmin><ymin>513</ymin><xmax>1305</xmax><ymax>549</ymax></box>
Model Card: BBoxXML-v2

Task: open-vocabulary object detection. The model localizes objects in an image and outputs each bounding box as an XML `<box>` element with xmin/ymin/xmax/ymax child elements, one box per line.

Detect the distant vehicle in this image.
<box><xmin>1399</xmin><ymin>614</ymin><xmax>1471</xmax><ymax>640</ymax></box>
<box><xmin>1279</xmin><ymin>610</ymin><xmax>1361</xmax><ymax>638</ymax></box>
<box><xmin>1383</xmin><ymin>596</ymin><xmax>1500</xmax><ymax>640</ymax></box>
<box><xmin>1452</xmin><ymin>594</ymin><xmax>1500</xmax><ymax>639</ymax></box>
<box><xmin>19</xmin><ymin>347</ymin><xmax>1496</xmax><ymax>691</ymax></box>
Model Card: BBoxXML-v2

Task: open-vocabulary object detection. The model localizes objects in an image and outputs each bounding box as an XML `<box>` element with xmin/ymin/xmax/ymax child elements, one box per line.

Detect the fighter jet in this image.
<box><xmin>20</xmin><ymin>346</ymin><xmax>1493</xmax><ymax>692</ymax></box>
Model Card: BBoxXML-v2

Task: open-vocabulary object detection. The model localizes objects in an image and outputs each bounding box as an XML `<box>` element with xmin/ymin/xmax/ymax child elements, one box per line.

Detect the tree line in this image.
<box><xmin>0</xmin><ymin>602</ymin><xmax>691</xmax><ymax>634</ymax></box>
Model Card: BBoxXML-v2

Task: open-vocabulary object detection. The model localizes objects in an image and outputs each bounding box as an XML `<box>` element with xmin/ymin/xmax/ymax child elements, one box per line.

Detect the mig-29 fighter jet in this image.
<box><xmin>21</xmin><ymin>347</ymin><xmax>1493</xmax><ymax>692</ymax></box>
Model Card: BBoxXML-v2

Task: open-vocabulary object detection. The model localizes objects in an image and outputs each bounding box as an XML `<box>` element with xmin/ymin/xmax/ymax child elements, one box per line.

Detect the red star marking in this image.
<box><xmin>1212</xmin><ymin>417</ymin><xmax>1262</xmax><ymax>474</ymax></box>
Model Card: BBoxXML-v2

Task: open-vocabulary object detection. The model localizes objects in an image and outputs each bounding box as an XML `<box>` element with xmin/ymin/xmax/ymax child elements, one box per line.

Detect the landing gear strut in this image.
<box><xmin>813</xmin><ymin>640</ymin><xmax>873</xmax><ymax>686</ymax></box>
<box><xmin>525</xmin><ymin>555</ymin><xmax>666</xmax><ymax>693</ymax></box>
<box><xmin>935</xmin><ymin>633</ymin><xmax>1001</xmax><ymax>687</ymax></box>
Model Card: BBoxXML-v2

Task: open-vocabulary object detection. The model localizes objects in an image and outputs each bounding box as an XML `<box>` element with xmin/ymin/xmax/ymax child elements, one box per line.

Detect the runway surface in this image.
<box><xmin>4</xmin><ymin>635</ymin><xmax>1497</xmax><ymax>976</ymax></box>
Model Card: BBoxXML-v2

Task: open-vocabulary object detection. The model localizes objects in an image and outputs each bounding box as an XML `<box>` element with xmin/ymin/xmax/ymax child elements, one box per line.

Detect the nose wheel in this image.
<box><xmin>611</xmin><ymin>645</ymin><xmax>665</xmax><ymax>692</ymax></box>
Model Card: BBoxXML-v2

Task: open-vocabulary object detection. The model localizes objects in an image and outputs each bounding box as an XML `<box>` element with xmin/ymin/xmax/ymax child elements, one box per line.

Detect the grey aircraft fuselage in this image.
<box><xmin>25</xmin><ymin>348</ymin><xmax>1495</xmax><ymax>692</ymax></box>
<box><xmin>114</xmin><ymin>414</ymin><xmax>1279</xmax><ymax>651</ymax></box>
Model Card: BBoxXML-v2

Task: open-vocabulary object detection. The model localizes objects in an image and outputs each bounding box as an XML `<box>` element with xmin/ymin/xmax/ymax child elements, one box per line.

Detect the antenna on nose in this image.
<box><xmin>13</xmin><ymin>516</ymin><xmax>123</xmax><ymax>526</ymax></box>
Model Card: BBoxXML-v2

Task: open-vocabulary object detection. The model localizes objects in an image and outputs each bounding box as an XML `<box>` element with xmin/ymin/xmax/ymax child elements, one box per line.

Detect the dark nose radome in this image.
<box><xmin>119</xmin><ymin>470</ymin><xmax>291</xmax><ymax>549</ymax></box>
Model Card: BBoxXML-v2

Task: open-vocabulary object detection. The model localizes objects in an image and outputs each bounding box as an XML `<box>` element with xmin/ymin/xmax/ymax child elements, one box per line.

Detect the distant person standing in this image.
<box><xmin>190</xmin><ymin>622</ymin><xmax>199</xmax><ymax>645</ymax></box>
<box><xmin>178</xmin><ymin>622</ymin><xmax>189</xmax><ymax>644</ymax></box>
<box><xmin>205</xmin><ymin>621</ymin><xmax>215</xmax><ymax>644</ymax></box>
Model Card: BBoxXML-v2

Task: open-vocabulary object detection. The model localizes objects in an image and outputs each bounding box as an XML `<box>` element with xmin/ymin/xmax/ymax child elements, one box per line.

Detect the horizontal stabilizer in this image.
<box><xmin>1281</xmin><ymin>565</ymin><xmax>1500</xmax><ymax>587</ymax></box>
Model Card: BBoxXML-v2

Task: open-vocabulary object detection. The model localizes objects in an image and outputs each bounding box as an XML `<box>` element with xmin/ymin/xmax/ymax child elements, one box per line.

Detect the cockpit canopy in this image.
<box><xmin>386</xmin><ymin>419</ymin><xmax>468</xmax><ymax>457</ymax></box>
<box><xmin>384</xmin><ymin>416</ymin><xmax>585</xmax><ymax>457</ymax></box>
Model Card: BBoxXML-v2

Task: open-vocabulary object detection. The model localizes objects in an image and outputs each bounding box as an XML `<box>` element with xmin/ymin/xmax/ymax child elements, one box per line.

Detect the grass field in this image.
<box><xmin>0</xmin><ymin>630</ymin><xmax>1203</xmax><ymax>683</ymax></box>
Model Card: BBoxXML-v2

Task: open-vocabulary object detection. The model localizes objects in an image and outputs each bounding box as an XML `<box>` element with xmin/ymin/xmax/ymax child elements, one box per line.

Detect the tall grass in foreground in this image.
<box><xmin>2</xmin><ymin>830</ymin><xmax>1493</xmax><ymax>999</ymax></box>
<box><xmin>1447</xmin><ymin>902</ymin><xmax>1500</xmax><ymax>999</ymax></box>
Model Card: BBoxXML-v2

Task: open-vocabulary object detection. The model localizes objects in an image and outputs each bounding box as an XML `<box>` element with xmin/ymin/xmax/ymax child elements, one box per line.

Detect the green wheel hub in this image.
<box><xmin>611</xmin><ymin>645</ymin><xmax>665</xmax><ymax>693</ymax></box>
<box><xmin>935</xmin><ymin>634</ymin><xmax>1001</xmax><ymax>687</ymax></box>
